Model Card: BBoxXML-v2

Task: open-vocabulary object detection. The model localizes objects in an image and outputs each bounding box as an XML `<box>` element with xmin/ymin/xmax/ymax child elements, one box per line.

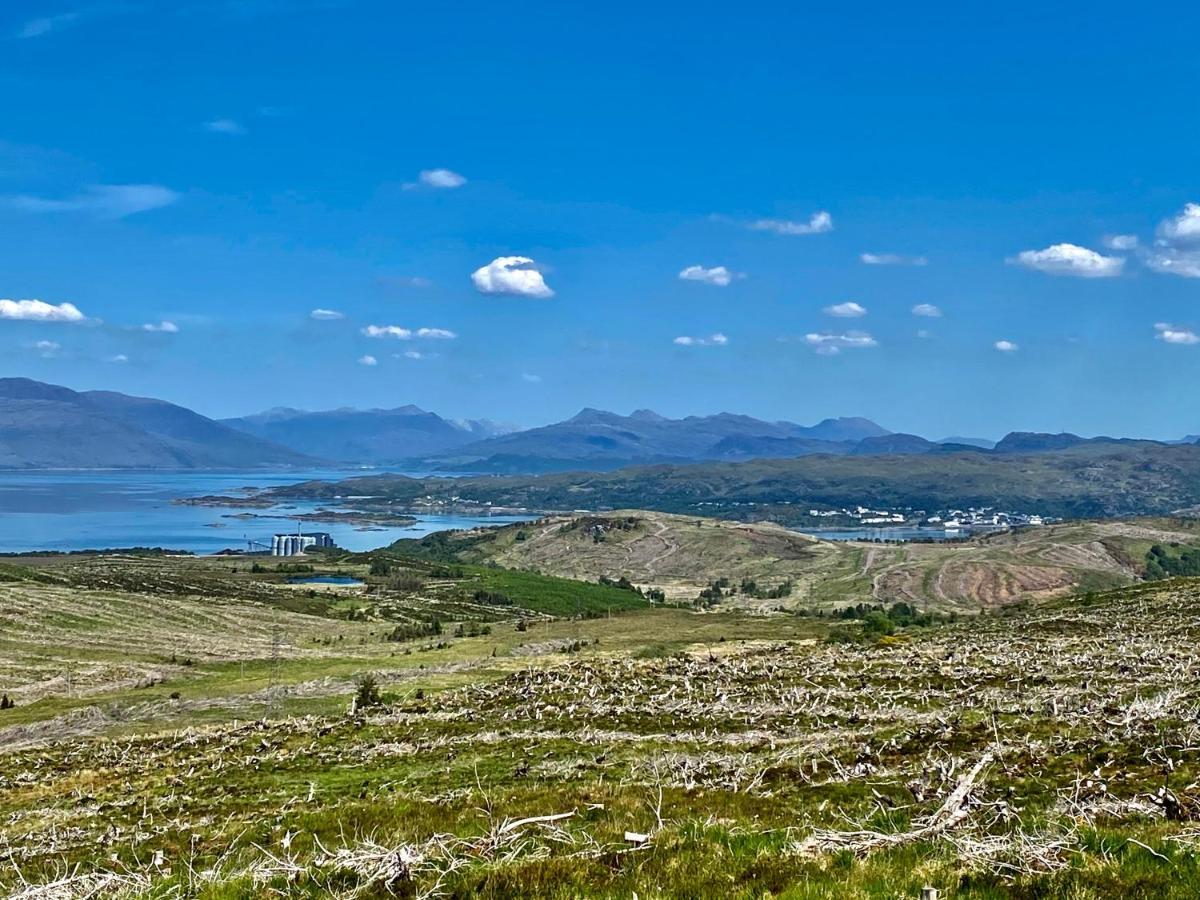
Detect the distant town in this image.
<box><xmin>803</xmin><ymin>505</ymin><xmax>1050</xmax><ymax>532</ymax></box>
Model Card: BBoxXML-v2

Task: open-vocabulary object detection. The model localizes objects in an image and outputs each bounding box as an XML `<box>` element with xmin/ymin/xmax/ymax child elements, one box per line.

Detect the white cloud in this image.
<box><xmin>824</xmin><ymin>301</ymin><xmax>866</xmax><ymax>318</ymax></box>
<box><xmin>363</xmin><ymin>325</ymin><xmax>411</xmax><ymax>339</ymax></box>
<box><xmin>108</xmin><ymin>353</ymin><xmax>129</xmax><ymax>364</ymax></box>
<box><xmin>1010</xmin><ymin>243</ymin><xmax>1124</xmax><ymax>278</ymax></box>
<box><xmin>804</xmin><ymin>331</ymin><xmax>877</xmax><ymax>355</ymax></box>
<box><xmin>1156</xmin><ymin>203</ymin><xmax>1200</xmax><ymax>245</ymax></box>
<box><xmin>1154</xmin><ymin>322</ymin><xmax>1200</xmax><ymax>345</ymax></box>
<box><xmin>1144</xmin><ymin>247</ymin><xmax>1200</xmax><ymax>279</ymax></box>
<box><xmin>142</xmin><ymin>321</ymin><xmax>179</xmax><ymax>333</ymax></box>
<box><xmin>673</xmin><ymin>333</ymin><xmax>729</xmax><ymax>347</ymax></box>
<box><xmin>7</xmin><ymin>184</ymin><xmax>180</xmax><ymax>218</ymax></box>
<box><xmin>912</xmin><ymin>303</ymin><xmax>942</xmax><ymax>318</ymax></box>
<box><xmin>30</xmin><ymin>340</ymin><xmax>61</xmax><ymax>358</ymax></box>
<box><xmin>402</xmin><ymin>350</ymin><xmax>431</xmax><ymax>360</ymax></box>
<box><xmin>205</xmin><ymin>118</ymin><xmax>246</xmax><ymax>135</ymax></box>
<box><xmin>0</xmin><ymin>299</ymin><xmax>85</xmax><ymax>322</ymax></box>
<box><xmin>418</xmin><ymin>168</ymin><xmax>466</xmax><ymax>189</ymax></box>
<box><xmin>358</xmin><ymin>355</ymin><xmax>378</xmax><ymax>366</ymax></box>
<box><xmin>1144</xmin><ymin>203</ymin><xmax>1200</xmax><ymax>278</ymax></box>
<box><xmin>916</xmin><ymin>329</ymin><xmax>932</xmax><ymax>339</ymax></box>
<box><xmin>471</xmin><ymin>256</ymin><xmax>554</xmax><ymax>298</ymax></box>
<box><xmin>748</xmin><ymin>211</ymin><xmax>833</xmax><ymax>235</ymax></box>
<box><xmin>364</xmin><ymin>324</ymin><xmax>412</xmax><ymax>338</ymax></box>
<box><xmin>310</xmin><ymin>308</ymin><xmax>344</xmax><ymax>321</ymax></box>
<box><xmin>860</xmin><ymin>252</ymin><xmax>928</xmax><ymax>266</ymax></box>
<box><xmin>521</xmin><ymin>372</ymin><xmax>543</xmax><ymax>383</ymax></box>
<box><xmin>363</xmin><ymin>325</ymin><xmax>457</xmax><ymax>340</ymax></box>
<box><xmin>678</xmin><ymin>265</ymin><xmax>736</xmax><ymax>287</ymax></box>
<box><xmin>994</xmin><ymin>340</ymin><xmax>1019</xmax><ymax>353</ymax></box>
<box><xmin>1103</xmin><ymin>234</ymin><xmax>1139</xmax><ymax>251</ymax></box>
<box><xmin>16</xmin><ymin>12</ymin><xmax>81</xmax><ymax>38</ymax></box>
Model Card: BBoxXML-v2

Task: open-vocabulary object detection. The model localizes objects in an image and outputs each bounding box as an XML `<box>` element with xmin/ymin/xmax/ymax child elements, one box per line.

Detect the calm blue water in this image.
<box><xmin>798</xmin><ymin>526</ymin><xmax>968</xmax><ymax>542</ymax></box>
<box><xmin>0</xmin><ymin>471</ymin><xmax>530</xmax><ymax>554</ymax></box>
<box><xmin>287</xmin><ymin>575</ymin><xmax>365</xmax><ymax>586</ymax></box>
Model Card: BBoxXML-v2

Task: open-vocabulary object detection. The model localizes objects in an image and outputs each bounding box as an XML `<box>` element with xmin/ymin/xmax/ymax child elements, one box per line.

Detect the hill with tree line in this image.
<box><xmin>254</xmin><ymin>440</ymin><xmax>1200</xmax><ymax>523</ymax></box>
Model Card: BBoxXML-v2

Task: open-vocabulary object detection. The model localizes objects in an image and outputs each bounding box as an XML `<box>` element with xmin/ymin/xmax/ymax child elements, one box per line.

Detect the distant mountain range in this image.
<box><xmin>0</xmin><ymin>379</ymin><xmax>313</xmax><ymax>469</ymax></box>
<box><xmin>409</xmin><ymin>409</ymin><xmax>894</xmax><ymax>472</ymax></box>
<box><xmin>220</xmin><ymin>405</ymin><xmax>513</xmax><ymax>464</ymax></box>
<box><xmin>3</xmin><ymin>378</ymin><xmax>1198</xmax><ymax>472</ymax></box>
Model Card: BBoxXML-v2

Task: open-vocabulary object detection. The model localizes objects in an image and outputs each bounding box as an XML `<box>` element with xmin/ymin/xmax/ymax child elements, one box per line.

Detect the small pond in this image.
<box><xmin>286</xmin><ymin>575</ymin><xmax>365</xmax><ymax>586</ymax></box>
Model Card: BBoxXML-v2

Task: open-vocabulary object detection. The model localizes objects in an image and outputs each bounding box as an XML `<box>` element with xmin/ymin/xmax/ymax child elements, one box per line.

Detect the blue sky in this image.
<box><xmin>1</xmin><ymin>0</ymin><xmax>1198</xmax><ymax>439</ymax></box>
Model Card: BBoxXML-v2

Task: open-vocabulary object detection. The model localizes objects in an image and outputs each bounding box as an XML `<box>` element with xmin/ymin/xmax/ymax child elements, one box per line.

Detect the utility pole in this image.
<box><xmin>267</xmin><ymin>617</ymin><xmax>283</xmax><ymax>718</ymax></box>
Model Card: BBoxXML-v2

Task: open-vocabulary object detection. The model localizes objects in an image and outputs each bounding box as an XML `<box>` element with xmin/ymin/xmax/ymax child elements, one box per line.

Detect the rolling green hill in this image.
<box><xmin>395</xmin><ymin>510</ymin><xmax>1200</xmax><ymax>610</ymax></box>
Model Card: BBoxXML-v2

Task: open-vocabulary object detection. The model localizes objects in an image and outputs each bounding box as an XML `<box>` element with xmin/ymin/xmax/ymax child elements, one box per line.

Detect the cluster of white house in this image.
<box><xmin>806</xmin><ymin>505</ymin><xmax>1048</xmax><ymax>531</ymax></box>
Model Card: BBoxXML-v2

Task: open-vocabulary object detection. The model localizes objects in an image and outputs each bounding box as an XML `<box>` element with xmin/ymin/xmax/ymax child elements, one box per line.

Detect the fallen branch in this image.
<box><xmin>796</xmin><ymin>752</ymin><xmax>995</xmax><ymax>856</ymax></box>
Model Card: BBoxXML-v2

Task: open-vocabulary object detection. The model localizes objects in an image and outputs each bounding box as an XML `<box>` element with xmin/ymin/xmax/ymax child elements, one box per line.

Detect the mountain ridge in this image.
<box><xmin>0</xmin><ymin>378</ymin><xmax>315</xmax><ymax>469</ymax></box>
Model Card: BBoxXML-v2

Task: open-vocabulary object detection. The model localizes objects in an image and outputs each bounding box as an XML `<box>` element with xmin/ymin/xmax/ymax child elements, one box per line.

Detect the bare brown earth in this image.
<box><xmin>440</xmin><ymin>511</ymin><xmax>1200</xmax><ymax>611</ymax></box>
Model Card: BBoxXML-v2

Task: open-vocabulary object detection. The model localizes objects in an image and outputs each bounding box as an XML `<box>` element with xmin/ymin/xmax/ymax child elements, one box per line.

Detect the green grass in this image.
<box><xmin>4</xmin><ymin>555</ymin><xmax>1200</xmax><ymax>897</ymax></box>
<box><xmin>459</xmin><ymin>565</ymin><xmax>651</xmax><ymax>616</ymax></box>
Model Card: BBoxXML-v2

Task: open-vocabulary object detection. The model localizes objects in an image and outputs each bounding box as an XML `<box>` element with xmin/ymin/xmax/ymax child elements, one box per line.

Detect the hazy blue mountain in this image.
<box><xmin>222</xmin><ymin>405</ymin><xmax>514</xmax><ymax>463</ymax></box>
<box><xmin>937</xmin><ymin>435</ymin><xmax>997</xmax><ymax>450</ymax></box>
<box><xmin>0</xmin><ymin>379</ymin><xmax>314</xmax><ymax>469</ymax></box>
<box><xmin>800</xmin><ymin>416</ymin><xmax>891</xmax><ymax>443</ymax></box>
<box><xmin>850</xmin><ymin>433</ymin><xmax>937</xmax><ymax>455</ymax></box>
<box><xmin>419</xmin><ymin>409</ymin><xmax>893</xmax><ymax>472</ymax></box>
<box><xmin>706</xmin><ymin>434</ymin><xmax>854</xmax><ymax>459</ymax></box>
<box><xmin>993</xmin><ymin>432</ymin><xmax>1092</xmax><ymax>454</ymax></box>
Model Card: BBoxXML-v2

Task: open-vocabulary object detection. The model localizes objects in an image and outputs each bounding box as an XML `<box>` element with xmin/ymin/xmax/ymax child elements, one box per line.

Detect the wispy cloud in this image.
<box><xmin>420</xmin><ymin>168</ymin><xmax>466</xmax><ymax>188</ymax></box>
<box><xmin>747</xmin><ymin>211</ymin><xmax>833</xmax><ymax>235</ymax></box>
<box><xmin>377</xmin><ymin>275</ymin><xmax>433</xmax><ymax>291</ymax></box>
<box><xmin>310</xmin><ymin>308</ymin><xmax>344</xmax><ymax>320</ymax></box>
<box><xmin>994</xmin><ymin>339</ymin><xmax>1019</xmax><ymax>353</ymax></box>
<box><xmin>912</xmin><ymin>303</ymin><xmax>942</xmax><ymax>318</ymax></box>
<box><xmin>362</xmin><ymin>325</ymin><xmax>457</xmax><ymax>340</ymax></box>
<box><xmin>471</xmin><ymin>256</ymin><xmax>554</xmax><ymax>298</ymax></box>
<box><xmin>403</xmin><ymin>168</ymin><xmax>467</xmax><ymax>190</ymax></box>
<box><xmin>1154</xmin><ymin>322</ymin><xmax>1199</xmax><ymax>345</ymax></box>
<box><xmin>204</xmin><ymin>118</ymin><xmax>246</xmax><ymax>135</ymax></box>
<box><xmin>860</xmin><ymin>252</ymin><xmax>928</xmax><ymax>266</ymax></box>
<box><xmin>358</xmin><ymin>354</ymin><xmax>378</xmax><ymax>366</ymax></box>
<box><xmin>673</xmin><ymin>333</ymin><xmax>728</xmax><ymax>347</ymax></box>
<box><xmin>1010</xmin><ymin>243</ymin><xmax>1124</xmax><ymax>278</ymax></box>
<box><xmin>142</xmin><ymin>320</ymin><xmax>178</xmax><ymax>333</ymax></box>
<box><xmin>678</xmin><ymin>265</ymin><xmax>737</xmax><ymax>287</ymax></box>
<box><xmin>7</xmin><ymin>183</ymin><xmax>179</xmax><ymax>218</ymax></box>
<box><xmin>15</xmin><ymin>11</ymin><xmax>83</xmax><ymax>39</ymax></box>
<box><xmin>0</xmin><ymin>299</ymin><xmax>85</xmax><ymax>322</ymax></box>
<box><xmin>804</xmin><ymin>331</ymin><xmax>877</xmax><ymax>355</ymax></box>
<box><xmin>1103</xmin><ymin>234</ymin><xmax>1138</xmax><ymax>251</ymax></box>
<box><xmin>28</xmin><ymin>340</ymin><xmax>62</xmax><ymax>358</ymax></box>
<box><xmin>108</xmin><ymin>353</ymin><xmax>128</xmax><ymax>363</ymax></box>
<box><xmin>823</xmin><ymin>301</ymin><xmax>866</xmax><ymax>318</ymax></box>
<box><xmin>521</xmin><ymin>372</ymin><xmax>543</xmax><ymax>383</ymax></box>
<box><xmin>1144</xmin><ymin>248</ymin><xmax>1200</xmax><ymax>278</ymax></box>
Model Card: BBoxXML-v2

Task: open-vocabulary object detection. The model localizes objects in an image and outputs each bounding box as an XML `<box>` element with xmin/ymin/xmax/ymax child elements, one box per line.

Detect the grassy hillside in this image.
<box><xmin>3</xmin><ymin>553</ymin><xmax>1200</xmax><ymax>897</ymax></box>
<box><xmin>395</xmin><ymin>512</ymin><xmax>1200</xmax><ymax>610</ymax></box>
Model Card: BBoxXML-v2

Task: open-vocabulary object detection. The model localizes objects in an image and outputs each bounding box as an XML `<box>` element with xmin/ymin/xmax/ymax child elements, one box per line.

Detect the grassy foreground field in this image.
<box><xmin>2</xmin><ymin>552</ymin><xmax>1200</xmax><ymax>897</ymax></box>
